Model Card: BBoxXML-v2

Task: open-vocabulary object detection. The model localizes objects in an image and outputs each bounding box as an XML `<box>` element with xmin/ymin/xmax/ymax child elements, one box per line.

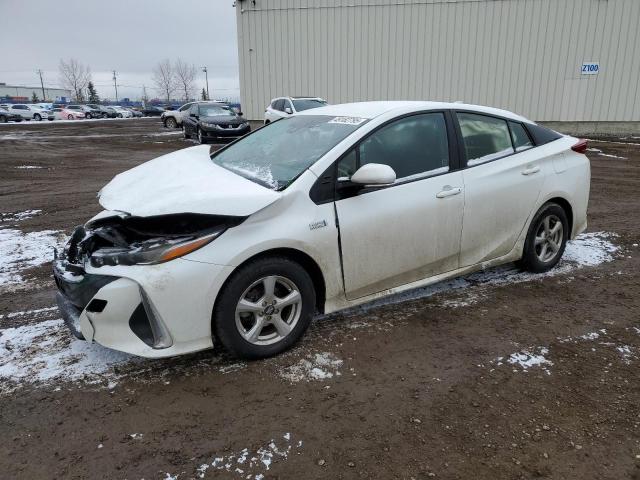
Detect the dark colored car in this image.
<box><xmin>182</xmin><ymin>103</ymin><xmax>251</xmax><ymax>144</ymax></box>
<box><xmin>0</xmin><ymin>107</ymin><xmax>22</xmax><ymax>123</ymax></box>
<box><xmin>141</xmin><ymin>105</ymin><xmax>165</xmax><ymax>117</ymax></box>
<box><xmin>86</xmin><ymin>104</ymin><xmax>118</xmax><ymax>119</ymax></box>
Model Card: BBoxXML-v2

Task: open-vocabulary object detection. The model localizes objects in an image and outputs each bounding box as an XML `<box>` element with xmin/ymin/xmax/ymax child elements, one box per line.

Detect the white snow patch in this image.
<box><xmin>0</xmin><ymin>306</ymin><xmax>57</xmax><ymax>321</ymax></box>
<box><xmin>0</xmin><ymin>319</ymin><xmax>134</xmax><ymax>393</ymax></box>
<box><xmin>15</xmin><ymin>165</ymin><xmax>43</xmax><ymax>169</ymax></box>
<box><xmin>227</xmin><ymin>163</ymin><xmax>277</xmax><ymax>188</ymax></box>
<box><xmin>0</xmin><ymin>228</ymin><xmax>66</xmax><ymax>286</ymax></box>
<box><xmin>616</xmin><ymin>345</ymin><xmax>634</xmax><ymax>364</ymax></box>
<box><xmin>189</xmin><ymin>434</ymin><xmax>302</xmax><ymax>479</ymax></box>
<box><xmin>1</xmin><ymin>209</ymin><xmax>42</xmax><ymax>222</ymax></box>
<box><xmin>279</xmin><ymin>352</ymin><xmax>343</xmax><ymax>382</ymax></box>
<box><xmin>501</xmin><ymin>347</ymin><xmax>553</xmax><ymax>374</ymax></box>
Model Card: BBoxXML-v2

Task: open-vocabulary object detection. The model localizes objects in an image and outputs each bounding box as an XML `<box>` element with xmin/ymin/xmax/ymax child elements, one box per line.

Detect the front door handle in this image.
<box><xmin>522</xmin><ymin>165</ymin><xmax>540</xmax><ymax>175</ymax></box>
<box><xmin>436</xmin><ymin>186</ymin><xmax>462</xmax><ymax>199</ymax></box>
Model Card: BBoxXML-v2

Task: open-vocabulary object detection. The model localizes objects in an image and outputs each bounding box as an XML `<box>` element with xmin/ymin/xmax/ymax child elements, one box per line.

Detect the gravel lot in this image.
<box><xmin>1</xmin><ymin>118</ymin><xmax>639</xmax><ymax>480</ymax></box>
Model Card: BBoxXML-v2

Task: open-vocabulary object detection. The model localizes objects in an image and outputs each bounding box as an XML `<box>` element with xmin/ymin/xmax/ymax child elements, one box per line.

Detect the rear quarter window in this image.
<box><xmin>526</xmin><ymin>123</ymin><xmax>563</xmax><ymax>146</ymax></box>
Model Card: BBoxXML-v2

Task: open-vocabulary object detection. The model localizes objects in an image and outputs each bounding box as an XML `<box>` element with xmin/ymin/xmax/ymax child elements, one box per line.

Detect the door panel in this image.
<box><xmin>459</xmin><ymin>149</ymin><xmax>546</xmax><ymax>266</ymax></box>
<box><xmin>336</xmin><ymin>171</ymin><xmax>464</xmax><ymax>300</ymax></box>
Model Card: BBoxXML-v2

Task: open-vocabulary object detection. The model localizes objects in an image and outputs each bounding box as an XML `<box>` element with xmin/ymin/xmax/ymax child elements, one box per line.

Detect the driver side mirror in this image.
<box><xmin>284</xmin><ymin>107</ymin><xmax>293</xmax><ymax>114</ymax></box>
<box><xmin>349</xmin><ymin>163</ymin><xmax>396</xmax><ymax>186</ymax></box>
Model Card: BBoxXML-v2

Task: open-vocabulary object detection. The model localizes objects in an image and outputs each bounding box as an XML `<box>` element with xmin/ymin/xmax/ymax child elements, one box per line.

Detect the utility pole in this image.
<box><xmin>112</xmin><ymin>70</ymin><xmax>118</xmax><ymax>102</ymax></box>
<box><xmin>36</xmin><ymin>69</ymin><xmax>46</xmax><ymax>101</ymax></box>
<box><xmin>202</xmin><ymin>66</ymin><xmax>209</xmax><ymax>100</ymax></box>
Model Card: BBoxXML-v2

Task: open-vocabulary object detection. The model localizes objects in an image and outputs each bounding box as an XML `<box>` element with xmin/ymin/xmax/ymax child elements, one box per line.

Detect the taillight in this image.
<box><xmin>572</xmin><ymin>139</ymin><xmax>588</xmax><ymax>154</ymax></box>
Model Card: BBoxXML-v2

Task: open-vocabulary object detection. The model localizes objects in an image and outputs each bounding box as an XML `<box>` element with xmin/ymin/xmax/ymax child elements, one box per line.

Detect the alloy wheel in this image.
<box><xmin>166</xmin><ymin>118</ymin><xmax>177</xmax><ymax>128</ymax></box>
<box><xmin>235</xmin><ymin>275</ymin><xmax>302</xmax><ymax>346</ymax></box>
<box><xmin>534</xmin><ymin>214</ymin><xmax>564</xmax><ymax>263</ymax></box>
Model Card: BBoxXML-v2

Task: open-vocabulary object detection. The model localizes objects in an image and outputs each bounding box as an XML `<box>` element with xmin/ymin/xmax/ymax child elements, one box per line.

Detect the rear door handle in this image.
<box><xmin>436</xmin><ymin>186</ymin><xmax>462</xmax><ymax>198</ymax></box>
<box><xmin>522</xmin><ymin>165</ymin><xmax>540</xmax><ymax>175</ymax></box>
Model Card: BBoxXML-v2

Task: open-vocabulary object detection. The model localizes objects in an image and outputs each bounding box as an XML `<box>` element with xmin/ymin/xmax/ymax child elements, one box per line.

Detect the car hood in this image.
<box><xmin>200</xmin><ymin>115</ymin><xmax>246</xmax><ymax>125</ymax></box>
<box><xmin>98</xmin><ymin>145</ymin><xmax>280</xmax><ymax>217</ymax></box>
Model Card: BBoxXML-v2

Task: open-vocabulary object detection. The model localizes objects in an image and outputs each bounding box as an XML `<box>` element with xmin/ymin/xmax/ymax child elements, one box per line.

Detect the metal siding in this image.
<box><xmin>236</xmin><ymin>0</ymin><xmax>640</xmax><ymax>122</ymax></box>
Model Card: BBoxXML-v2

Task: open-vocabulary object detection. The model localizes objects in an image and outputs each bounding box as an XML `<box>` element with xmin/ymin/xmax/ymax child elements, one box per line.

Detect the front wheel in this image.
<box><xmin>183</xmin><ymin>126</ymin><xmax>191</xmax><ymax>139</ymax></box>
<box><xmin>67</xmin><ymin>114</ymin><xmax>73</xmax><ymax>120</ymax></box>
<box><xmin>519</xmin><ymin>202</ymin><xmax>569</xmax><ymax>273</ymax></box>
<box><xmin>34</xmin><ymin>114</ymin><xmax>42</xmax><ymax>121</ymax></box>
<box><xmin>102</xmin><ymin>113</ymin><xmax>108</xmax><ymax>118</ymax></box>
<box><xmin>214</xmin><ymin>257</ymin><xmax>316</xmax><ymax>359</ymax></box>
<box><xmin>197</xmin><ymin>127</ymin><xmax>206</xmax><ymax>144</ymax></box>
<box><xmin>165</xmin><ymin>117</ymin><xmax>177</xmax><ymax>129</ymax></box>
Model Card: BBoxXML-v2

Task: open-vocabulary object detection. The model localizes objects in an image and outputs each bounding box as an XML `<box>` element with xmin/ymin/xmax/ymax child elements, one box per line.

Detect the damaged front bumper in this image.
<box><xmin>52</xmin><ymin>216</ymin><xmax>235</xmax><ymax>358</ymax></box>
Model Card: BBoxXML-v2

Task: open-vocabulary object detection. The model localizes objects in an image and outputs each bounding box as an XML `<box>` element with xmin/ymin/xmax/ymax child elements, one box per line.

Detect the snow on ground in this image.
<box><xmin>0</xmin><ymin>131</ymin><xmax>181</xmax><ymax>141</ymax></box>
<box><xmin>279</xmin><ymin>352</ymin><xmax>343</xmax><ymax>382</ymax></box>
<box><xmin>0</xmin><ymin>319</ymin><xmax>134</xmax><ymax>393</ymax></box>
<box><xmin>165</xmin><ymin>433</ymin><xmax>302</xmax><ymax>479</ymax></box>
<box><xmin>0</xmin><ymin>227</ymin><xmax>66</xmax><ymax>286</ymax></box>
<box><xmin>503</xmin><ymin>347</ymin><xmax>553</xmax><ymax>374</ymax></box>
<box><xmin>0</xmin><ymin>117</ymin><xmax>154</xmax><ymax>127</ymax></box>
<box><xmin>1</xmin><ymin>209</ymin><xmax>42</xmax><ymax>223</ymax></box>
<box><xmin>15</xmin><ymin>165</ymin><xmax>44</xmax><ymax>169</ymax></box>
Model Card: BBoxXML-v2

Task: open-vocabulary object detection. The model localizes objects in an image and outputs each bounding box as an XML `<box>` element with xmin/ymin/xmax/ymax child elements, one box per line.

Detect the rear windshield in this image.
<box><xmin>211</xmin><ymin>115</ymin><xmax>367</xmax><ymax>190</ymax></box>
<box><xmin>292</xmin><ymin>99</ymin><xmax>327</xmax><ymax>112</ymax></box>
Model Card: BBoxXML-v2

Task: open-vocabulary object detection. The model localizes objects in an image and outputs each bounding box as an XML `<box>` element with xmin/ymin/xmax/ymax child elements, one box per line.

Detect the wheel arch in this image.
<box><xmin>214</xmin><ymin>247</ymin><xmax>327</xmax><ymax>316</ymax></box>
<box><xmin>545</xmin><ymin>196</ymin><xmax>573</xmax><ymax>234</ymax></box>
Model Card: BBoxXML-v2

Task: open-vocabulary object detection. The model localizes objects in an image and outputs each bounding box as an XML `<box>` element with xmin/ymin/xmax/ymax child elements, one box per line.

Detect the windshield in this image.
<box><xmin>211</xmin><ymin>115</ymin><xmax>367</xmax><ymax>190</ymax></box>
<box><xmin>200</xmin><ymin>105</ymin><xmax>234</xmax><ymax>117</ymax></box>
<box><xmin>292</xmin><ymin>99</ymin><xmax>327</xmax><ymax>112</ymax></box>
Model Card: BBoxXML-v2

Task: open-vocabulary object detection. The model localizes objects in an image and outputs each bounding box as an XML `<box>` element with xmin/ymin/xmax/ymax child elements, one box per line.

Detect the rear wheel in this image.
<box><xmin>197</xmin><ymin>127</ymin><xmax>206</xmax><ymax>144</ymax></box>
<box><xmin>519</xmin><ymin>202</ymin><xmax>569</xmax><ymax>273</ymax></box>
<box><xmin>0</xmin><ymin>115</ymin><xmax>7</xmax><ymax>123</ymax></box>
<box><xmin>214</xmin><ymin>256</ymin><xmax>316</xmax><ymax>359</ymax></box>
<box><xmin>102</xmin><ymin>113</ymin><xmax>108</xmax><ymax>119</ymax></box>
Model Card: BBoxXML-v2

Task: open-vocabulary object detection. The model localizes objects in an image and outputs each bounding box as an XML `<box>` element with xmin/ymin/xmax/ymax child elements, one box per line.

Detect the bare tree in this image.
<box><xmin>174</xmin><ymin>58</ymin><xmax>197</xmax><ymax>102</ymax></box>
<box><xmin>58</xmin><ymin>58</ymin><xmax>92</xmax><ymax>102</ymax></box>
<box><xmin>152</xmin><ymin>59</ymin><xmax>177</xmax><ymax>103</ymax></box>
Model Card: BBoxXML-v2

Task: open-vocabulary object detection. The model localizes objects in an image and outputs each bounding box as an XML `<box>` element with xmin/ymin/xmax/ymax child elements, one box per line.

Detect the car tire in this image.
<box><xmin>264</xmin><ymin>119</ymin><xmax>270</xmax><ymax>125</ymax></box>
<box><xmin>197</xmin><ymin>127</ymin><xmax>206</xmax><ymax>144</ymax></box>
<box><xmin>0</xmin><ymin>116</ymin><xmax>6</xmax><ymax>123</ymax></box>
<box><xmin>213</xmin><ymin>256</ymin><xmax>316</xmax><ymax>359</ymax></box>
<box><xmin>102</xmin><ymin>113</ymin><xmax>108</xmax><ymax>118</ymax></box>
<box><xmin>518</xmin><ymin>202</ymin><xmax>569</xmax><ymax>273</ymax></box>
<box><xmin>165</xmin><ymin>117</ymin><xmax>177</xmax><ymax>129</ymax></box>
<box><xmin>34</xmin><ymin>114</ymin><xmax>42</xmax><ymax>121</ymax></box>
<box><xmin>183</xmin><ymin>126</ymin><xmax>191</xmax><ymax>139</ymax></box>
<box><xmin>67</xmin><ymin>114</ymin><xmax>73</xmax><ymax>120</ymax></box>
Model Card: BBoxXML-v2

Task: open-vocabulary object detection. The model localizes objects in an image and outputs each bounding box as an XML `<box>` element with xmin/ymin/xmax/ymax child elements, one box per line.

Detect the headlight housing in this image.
<box><xmin>89</xmin><ymin>229</ymin><xmax>225</xmax><ymax>267</ymax></box>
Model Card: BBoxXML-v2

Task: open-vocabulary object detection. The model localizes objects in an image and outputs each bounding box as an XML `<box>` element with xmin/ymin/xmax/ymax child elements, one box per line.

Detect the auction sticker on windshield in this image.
<box><xmin>328</xmin><ymin>116</ymin><xmax>367</xmax><ymax>125</ymax></box>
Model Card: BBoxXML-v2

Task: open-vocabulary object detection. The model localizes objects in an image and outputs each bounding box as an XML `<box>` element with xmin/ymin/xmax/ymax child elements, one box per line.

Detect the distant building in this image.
<box><xmin>235</xmin><ymin>0</ymin><xmax>640</xmax><ymax>133</ymax></box>
<box><xmin>0</xmin><ymin>83</ymin><xmax>72</xmax><ymax>103</ymax></box>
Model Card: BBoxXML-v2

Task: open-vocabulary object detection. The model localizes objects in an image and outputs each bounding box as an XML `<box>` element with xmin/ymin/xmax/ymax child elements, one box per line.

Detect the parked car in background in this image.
<box><xmin>86</xmin><ymin>104</ymin><xmax>117</xmax><ymax>119</ymax></box>
<box><xmin>5</xmin><ymin>104</ymin><xmax>54</xmax><ymax>121</ymax></box>
<box><xmin>142</xmin><ymin>105</ymin><xmax>165</xmax><ymax>117</ymax></box>
<box><xmin>161</xmin><ymin>102</ymin><xmax>195</xmax><ymax>128</ymax></box>
<box><xmin>65</xmin><ymin>105</ymin><xmax>100</xmax><ymax>119</ymax></box>
<box><xmin>125</xmin><ymin>107</ymin><xmax>143</xmax><ymax>118</ymax></box>
<box><xmin>52</xmin><ymin>101</ymin><xmax>590</xmax><ymax>360</ymax></box>
<box><xmin>182</xmin><ymin>102</ymin><xmax>251</xmax><ymax>143</ymax></box>
<box><xmin>0</xmin><ymin>106</ymin><xmax>22</xmax><ymax>123</ymax></box>
<box><xmin>110</xmin><ymin>106</ymin><xmax>133</xmax><ymax>118</ymax></box>
<box><xmin>53</xmin><ymin>107</ymin><xmax>85</xmax><ymax>120</ymax></box>
<box><xmin>264</xmin><ymin>96</ymin><xmax>328</xmax><ymax>123</ymax></box>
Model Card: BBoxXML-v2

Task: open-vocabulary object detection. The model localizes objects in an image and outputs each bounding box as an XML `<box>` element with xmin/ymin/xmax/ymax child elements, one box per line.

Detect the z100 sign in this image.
<box><xmin>581</xmin><ymin>62</ymin><xmax>600</xmax><ymax>75</ymax></box>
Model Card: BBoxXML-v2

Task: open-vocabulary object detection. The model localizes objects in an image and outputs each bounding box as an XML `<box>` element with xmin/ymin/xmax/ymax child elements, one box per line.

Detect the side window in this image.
<box><xmin>179</xmin><ymin>103</ymin><xmax>191</xmax><ymax>112</ymax></box>
<box><xmin>274</xmin><ymin>99</ymin><xmax>285</xmax><ymax>111</ymax></box>
<box><xmin>358</xmin><ymin>113</ymin><xmax>450</xmax><ymax>180</ymax></box>
<box><xmin>189</xmin><ymin>104</ymin><xmax>199</xmax><ymax>115</ymax></box>
<box><xmin>509</xmin><ymin>121</ymin><xmax>534</xmax><ymax>152</ymax></box>
<box><xmin>337</xmin><ymin>149</ymin><xmax>357</xmax><ymax>179</ymax></box>
<box><xmin>457</xmin><ymin>112</ymin><xmax>514</xmax><ymax>166</ymax></box>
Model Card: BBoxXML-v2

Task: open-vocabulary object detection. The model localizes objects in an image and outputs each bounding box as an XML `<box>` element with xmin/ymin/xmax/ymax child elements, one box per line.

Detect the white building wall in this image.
<box><xmin>236</xmin><ymin>0</ymin><xmax>640</xmax><ymax>122</ymax></box>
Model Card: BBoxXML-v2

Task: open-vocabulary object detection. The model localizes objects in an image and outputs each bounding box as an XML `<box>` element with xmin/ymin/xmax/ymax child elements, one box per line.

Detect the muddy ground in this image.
<box><xmin>0</xmin><ymin>118</ymin><xmax>639</xmax><ymax>480</ymax></box>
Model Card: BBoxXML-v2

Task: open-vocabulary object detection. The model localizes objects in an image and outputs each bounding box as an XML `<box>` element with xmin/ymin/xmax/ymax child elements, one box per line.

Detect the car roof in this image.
<box><xmin>295</xmin><ymin>101</ymin><xmax>533</xmax><ymax>124</ymax></box>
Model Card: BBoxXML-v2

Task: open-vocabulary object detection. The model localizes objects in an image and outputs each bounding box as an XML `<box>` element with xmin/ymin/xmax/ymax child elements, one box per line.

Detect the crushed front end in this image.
<box><xmin>52</xmin><ymin>212</ymin><xmax>240</xmax><ymax>357</ymax></box>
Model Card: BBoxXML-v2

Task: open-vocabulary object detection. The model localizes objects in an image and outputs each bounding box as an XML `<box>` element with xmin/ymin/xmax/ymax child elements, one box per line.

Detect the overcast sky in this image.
<box><xmin>1</xmin><ymin>0</ymin><xmax>239</xmax><ymax>101</ymax></box>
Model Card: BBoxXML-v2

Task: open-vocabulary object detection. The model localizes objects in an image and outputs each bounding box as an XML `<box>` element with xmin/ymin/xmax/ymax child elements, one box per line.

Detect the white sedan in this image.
<box><xmin>111</xmin><ymin>106</ymin><xmax>133</xmax><ymax>118</ymax></box>
<box><xmin>53</xmin><ymin>101</ymin><xmax>590</xmax><ymax>360</ymax></box>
